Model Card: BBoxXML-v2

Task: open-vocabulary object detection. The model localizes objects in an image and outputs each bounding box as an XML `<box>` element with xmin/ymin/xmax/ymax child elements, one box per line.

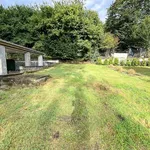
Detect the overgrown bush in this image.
<box><xmin>131</xmin><ymin>58</ymin><xmax>140</xmax><ymax>66</ymax></box>
<box><xmin>104</xmin><ymin>59</ymin><xmax>109</xmax><ymax>65</ymax></box>
<box><xmin>126</xmin><ymin>60</ymin><xmax>131</xmax><ymax>66</ymax></box>
<box><xmin>0</xmin><ymin>2</ymin><xmax>112</xmax><ymax>61</ymax></box>
<box><xmin>120</xmin><ymin>60</ymin><xmax>126</xmax><ymax>66</ymax></box>
<box><xmin>96</xmin><ymin>57</ymin><xmax>102</xmax><ymax>65</ymax></box>
<box><xmin>147</xmin><ymin>58</ymin><xmax>150</xmax><ymax>66</ymax></box>
<box><xmin>113</xmin><ymin>58</ymin><xmax>119</xmax><ymax>65</ymax></box>
<box><xmin>141</xmin><ymin>60</ymin><xmax>147</xmax><ymax>66</ymax></box>
<box><xmin>109</xmin><ymin>58</ymin><xmax>114</xmax><ymax>64</ymax></box>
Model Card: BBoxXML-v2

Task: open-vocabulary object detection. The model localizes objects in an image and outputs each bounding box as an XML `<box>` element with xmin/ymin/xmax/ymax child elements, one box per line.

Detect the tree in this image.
<box><xmin>0</xmin><ymin>0</ymin><xmax>117</xmax><ymax>60</ymax></box>
<box><xmin>132</xmin><ymin>16</ymin><xmax>150</xmax><ymax>56</ymax></box>
<box><xmin>106</xmin><ymin>0</ymin><xmax>150</xmax><ymax>51</ymax></box>
<box><xmin>29</xmin><ymin>0</ymin><xmax>105</xmax><ymax>60</ymax></box>
<box><xmin>100</xmin><ymin>32</ymin><xmax>119</xmax><ymax>57</ymax></box>
<box><xmin>0</xmin><ymin>5</ymin><xmax>34</xmax><ymax>47</ymax></box>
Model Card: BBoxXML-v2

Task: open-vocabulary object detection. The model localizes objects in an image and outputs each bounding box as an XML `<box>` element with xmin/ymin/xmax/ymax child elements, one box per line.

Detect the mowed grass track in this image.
<box><xmin>0</xmin><ymin>64</ymin><xmax>150</xmax><ymax>150</ymax></box>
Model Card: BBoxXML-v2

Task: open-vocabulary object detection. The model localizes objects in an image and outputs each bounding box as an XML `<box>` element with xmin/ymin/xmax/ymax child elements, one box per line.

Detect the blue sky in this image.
<box><xmin>0</xmin><ymin>0</ymin><xmax>114</xmax><ymax>22</ymax></box>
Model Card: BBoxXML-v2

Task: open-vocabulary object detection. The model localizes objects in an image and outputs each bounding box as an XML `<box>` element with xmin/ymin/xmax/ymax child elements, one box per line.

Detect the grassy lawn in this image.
<box><xmin>0</xmin><ymin>64</ymin><xmax>150</xmax><ymax>150</ymax></box>
<box><xmin>124</xmin><ymin>66</ymin><xmax>150</xmax><ymax>76</ymax></box>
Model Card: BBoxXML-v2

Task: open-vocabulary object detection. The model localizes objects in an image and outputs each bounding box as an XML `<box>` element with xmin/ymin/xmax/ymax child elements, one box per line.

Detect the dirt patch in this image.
<box><xmin>0</xmin><ymin>74</ymin><xmax>51</xmax><ymax>88</ymax></box>
<box><xmin>92</xmin><ymin>83</ymin><xmax>111</xmax><ymax>92</ymax></box>
<box><xmin>52</xmin><ymin>131</ymin><xmax>60</xmax><ymax>139</ymax></box>
<box><xmin>117</xmin><ymin>114</ymin><xmax>125</xmax><ymax>121</ymax></box>
<box><xmin>58</xmin><ymin>115</ymin><xmax>72</xmax><ymax>123</ymax></box>
<box><xmin>91</xmin><ymin>82</ymin><xmax>127</xmax><ymax>101</ymax></box>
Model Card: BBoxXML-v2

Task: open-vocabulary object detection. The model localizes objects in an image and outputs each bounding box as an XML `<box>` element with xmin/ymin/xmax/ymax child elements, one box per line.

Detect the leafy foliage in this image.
<box><xmin>0</xmin><ymin>1</ymin><xmax>118</xmax><ymax>60</ymax></box>
<box><xmin>109</xmin><ymin>58</ymin><xmax>114</xmax><ymax>65</ymax></box>
<box><xmin>120</xmin><ymin>60</ymin><xmax>126</xmax><ymax>66</ymax></box>
<box><xmin>113</xmin><ymin>58</ymin><xmax>119</xmax><ymax>66</ymax></box>
<box><xmin>100</xmin><ymin>32</ymin><xmax>119</xmax><ymax>50</ymax></box>
<box><xmin>132</xmin><ymin>16</ymin><xmax>150</xmax><ymax>56</ymax></box>
<box><xmin>104</xmin><ymin>59</ymin><xmax>109</xmax><ymax>65</ymax></box>
<box><xmin>126</xmin><ymin>60</ymin><xmax>131</xmax><ymax>66</ymax></box>
<box><xmin>141</xmin><ymin>60</ymin><xmax>147</xmax><ymax>66</ymax></box>
<box><xmin>131</xmin><ymin>58</ymin><xmax>140</xmax><ymax>66</ymax></box>
<box><xmin>0</xmin><ymin>5</ymin><xmax>35</xmax><ymax>47</ymax></box>
<box><xmin>148</xmin><ymin>59</ymin><xmax>150</xmax><ymax>66</ymax></box>
<box><xmin>96</xmin><ymin>57</ymin><xmax>102</xmax><ymax>65</ymax></box>
<box><xmin>106</xmin><ymin>0</ymin><xmax>150</xmax><ymax>52</ymax></box>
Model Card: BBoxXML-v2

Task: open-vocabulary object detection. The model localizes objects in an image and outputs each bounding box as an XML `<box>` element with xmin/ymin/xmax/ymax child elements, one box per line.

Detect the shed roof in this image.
<box><xmin>0</xmin><ymin>39</ymin><xmax>44</xmax><ymax>55</ymax></box>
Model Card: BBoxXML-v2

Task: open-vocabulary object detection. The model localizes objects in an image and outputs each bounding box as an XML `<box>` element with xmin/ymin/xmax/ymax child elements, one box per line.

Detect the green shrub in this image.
<box><xmin>131</xmin><ymin>58</ymin><xmax>140</xmax><ymax>66</ymax></box>
<box><xmin>141</xmin><ymin>60</ymin><xmax>147</xmax><ymax>66</ymax></box>
<box><xmin>131</xmin><ymin>58</ymin><xmax>136</xmax><ymax>66</ymax></box>
<box><xmin>109</xmin><ymin>58</ymin><xmax>114</xmax><ymax>65</ymax></box>
<box><xmin>126</xmin><ymin>60</ymin><xmax>131</xmax><ymax>66</ymax></box>
<box><xmin>147</xmin><ymin>58</ymin><xmax>150</xmax><ymax>66</ymax></box>
<box><xmin>104</xmin><ymin>59</ymin><xmax>109</xmax><ymax>65</ymax></box>
<box><xmin>113</xmin><ymin>58</ymin><xmax>119</xmax><ymax>66</ymax></box>
<box><xmin>120</xmin><ymin>60</ymin><xmax>126</xmax><ymax>66</ymax></box>
<box><xmin>96</xmin><ymin>57</ymin><xmax>102</xmax><ymax>65</ymax></box>
<box><xmin>137</xmin><ymin>60</ymin><xmax>141</xmax><ymax>66</ymax></box>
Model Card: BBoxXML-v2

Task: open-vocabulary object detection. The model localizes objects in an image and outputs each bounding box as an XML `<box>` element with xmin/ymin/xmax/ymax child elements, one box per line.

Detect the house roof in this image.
<box><xmin>0</xmin><ymin>39</ymin><xmax>44</xmax><ymax>55</ymax></box>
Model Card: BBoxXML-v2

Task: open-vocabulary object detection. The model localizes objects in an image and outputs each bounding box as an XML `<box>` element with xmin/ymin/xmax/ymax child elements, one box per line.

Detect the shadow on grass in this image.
<box><xmin>71</xmin><ymin>90</ymin><xmax>90</xmax><ymax>150</ymax></box>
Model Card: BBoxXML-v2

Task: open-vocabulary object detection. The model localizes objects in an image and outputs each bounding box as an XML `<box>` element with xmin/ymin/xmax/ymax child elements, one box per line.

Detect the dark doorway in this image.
<box><xmin>7</xmin><ymin>59</ymin><xmax>16</xmax><ymax>71</ymax></box>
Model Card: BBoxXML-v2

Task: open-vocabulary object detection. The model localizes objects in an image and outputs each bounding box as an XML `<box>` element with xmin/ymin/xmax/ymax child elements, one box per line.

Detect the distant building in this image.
<box><xmin>112</xmin><ymin>53</ymin><xmax>128</xmax><ymax>62</ymax></box>
<box><xmin>128</xmin><ymin>47</ymin><xmax>146</xmax><ymax>57</ymax></box>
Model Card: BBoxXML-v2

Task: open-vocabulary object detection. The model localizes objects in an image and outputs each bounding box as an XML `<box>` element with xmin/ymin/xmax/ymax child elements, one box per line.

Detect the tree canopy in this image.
<box><xmin>0</xmin><ymin>0</ymin><xmax>118</xmax><ymax>60</ymax></box>
<box><xmin>106</xmin><ymin>0</ymin><xmax>150</xmax><ymax>54</ymax></box>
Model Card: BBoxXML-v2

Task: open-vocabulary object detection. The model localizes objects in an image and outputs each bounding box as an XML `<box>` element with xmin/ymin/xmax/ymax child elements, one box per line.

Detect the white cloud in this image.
<box><xmin>85</xmin><ymin>0</ymin><xmax>114</xmax><ymax>22</ymax></box>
